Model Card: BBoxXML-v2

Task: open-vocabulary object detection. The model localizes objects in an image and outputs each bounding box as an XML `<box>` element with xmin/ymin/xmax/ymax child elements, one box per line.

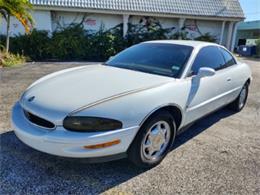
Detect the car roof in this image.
<box><xmin>144</xmin><ymin>40</ymin><xmax>219</xmax><ymax>48</ymax></box>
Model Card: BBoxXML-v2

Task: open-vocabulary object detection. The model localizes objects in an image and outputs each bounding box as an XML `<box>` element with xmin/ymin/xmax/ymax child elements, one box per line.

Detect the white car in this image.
<box><xmin>12</xmin><ymin>40</ymin><xmax>252</xmax><ymax>168</ymax></box>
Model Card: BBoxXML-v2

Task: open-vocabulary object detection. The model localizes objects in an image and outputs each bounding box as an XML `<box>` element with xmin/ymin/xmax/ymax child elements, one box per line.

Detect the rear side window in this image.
<box><xmin>191</xmin><ymin>46</ymin><xmax>225</xmax><ymax>75</ymax></box>
<box><xmin>219</xmin><ymin>47</ymin><xmax>236</xmax><ymax>68</ymax></box>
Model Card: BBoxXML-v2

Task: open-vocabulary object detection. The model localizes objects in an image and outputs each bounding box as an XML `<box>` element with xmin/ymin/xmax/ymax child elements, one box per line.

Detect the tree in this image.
<box><xmin>0</xmin><ymin>0</ymin><xmax>34</xmax><ymax>52</ymax></box>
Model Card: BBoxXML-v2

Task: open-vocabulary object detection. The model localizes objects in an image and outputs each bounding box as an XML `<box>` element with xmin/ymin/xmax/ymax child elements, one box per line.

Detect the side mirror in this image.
<box><xmin>197</xmin><ymin>67</ymin><xmax>216</xmax><ymax>78</ymax></box>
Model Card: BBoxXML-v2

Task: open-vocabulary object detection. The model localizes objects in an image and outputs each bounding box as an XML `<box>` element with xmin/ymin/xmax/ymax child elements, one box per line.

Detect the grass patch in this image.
<box><xmin>0</xmin><ymin>51</ymin><xmax>26</xmax><ymax>68</ymax></box>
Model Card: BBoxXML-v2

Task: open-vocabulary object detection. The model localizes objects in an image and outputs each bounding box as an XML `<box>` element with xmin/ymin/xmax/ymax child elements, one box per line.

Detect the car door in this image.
<box><xmin>184</xmin><ymin>46</ymin><xmax>228</xmax><ymax>124</ymax></box>
<box><xmin>218</xmin><ymin>47</ymin><xmax>242</xmax><ymax>103</ymax></box>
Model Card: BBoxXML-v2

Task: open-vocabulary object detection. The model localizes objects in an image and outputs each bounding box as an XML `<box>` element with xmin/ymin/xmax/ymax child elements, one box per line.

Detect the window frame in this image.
<box><xmin>188</xmin><ymin>45</ymin><xmax>226</xmax><ymax>77</ymax></box>
<box><xmin>218</xmin><ymin>46</ymin><xmax>237</xmax><ymax>70</ymax></box>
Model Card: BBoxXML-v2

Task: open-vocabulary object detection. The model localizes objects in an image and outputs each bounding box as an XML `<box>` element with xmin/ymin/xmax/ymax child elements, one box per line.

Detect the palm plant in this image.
<box><xmin>0</xmin><ymin>0</ymin><xmax>34</xmax><ymax>52</ymax></box>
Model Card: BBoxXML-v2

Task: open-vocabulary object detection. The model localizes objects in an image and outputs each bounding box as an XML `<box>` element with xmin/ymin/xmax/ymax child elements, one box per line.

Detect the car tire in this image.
<box><xmin>128</xmin><ymin>110</ymin><xmax>176</xmax><ymax>168</ymax></box>
<box><xmin>228</xmin><ymin>82</ymin><xmax>249</xmax><ymax>112</ymax></box>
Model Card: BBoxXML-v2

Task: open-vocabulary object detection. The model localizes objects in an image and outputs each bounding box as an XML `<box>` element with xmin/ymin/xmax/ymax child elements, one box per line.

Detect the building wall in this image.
<box><xmin>129</xmin><ymin>17</ymin><xmax>225</xmax><ymax>41</ymax></box>
<box><xmin>1</xmin><ymin>10</ymin><xmax>225</xmax><ymax>37</ymax></box>
<box><xmin>51</xmin><ymin>11</ymin><xmax>122</xmax><ymax>32</ymax></box>
<box><xmin>0</xmin><ymin>10</ymin><xmax>52</xmax><ymax>36</ymax></box>
<box><xmin>222</xmin><ymin>23</ymin><xmax>229</xmax><ymax>47</ymax></box>
<box><xmin>129</xmin><ymin>15</ymin><xmax>179</xmax><ymax>29</ymax></box>
<box><xmin>184</xmin><ymin>19</ymin><xmax>224</xmax><ymax>42</ymax></box>
<box><xmin>0</xmin><ymin>10</ymin><xmax>234</xmax><ymax>49</ymax></box>
<box><xmin>235</xmin><ymin>29</ymin><xmax>260</xmax><ymax>46</ymax></box>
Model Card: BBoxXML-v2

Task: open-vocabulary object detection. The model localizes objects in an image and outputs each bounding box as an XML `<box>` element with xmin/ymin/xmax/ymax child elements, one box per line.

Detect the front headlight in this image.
<box><xmin>63</xmin><ymin>116</ymin><xmax>123</xmax><ymax>132</ymax></box>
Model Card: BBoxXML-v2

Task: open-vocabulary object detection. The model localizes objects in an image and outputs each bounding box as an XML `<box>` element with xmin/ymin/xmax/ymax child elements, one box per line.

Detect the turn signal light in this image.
<box><xmin>83</xmin><ymin>139</ymin><xmax>121</xmax><ymax>149</ymax></box>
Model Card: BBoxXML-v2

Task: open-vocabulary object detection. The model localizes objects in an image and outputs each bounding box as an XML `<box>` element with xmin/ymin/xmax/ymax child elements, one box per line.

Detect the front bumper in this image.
<box><xmin>11</xmin><ymin>102</ymin><xmax>139</xmax><ymax>159</ymax></box>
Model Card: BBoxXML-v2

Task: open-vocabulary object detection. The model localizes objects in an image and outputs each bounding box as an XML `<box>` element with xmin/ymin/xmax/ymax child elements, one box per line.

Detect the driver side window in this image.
<box><xmin>190</xmin><ymin>46</ymin><xmax>225</xmax><ymax>75</ymax></box>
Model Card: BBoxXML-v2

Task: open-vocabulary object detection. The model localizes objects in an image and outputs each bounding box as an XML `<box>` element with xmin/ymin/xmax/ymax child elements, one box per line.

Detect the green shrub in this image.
<box><xmin>50</xmin><ymin>24</ymin><xmax>89</xmax><ymax>60</ymax></box>
<box><xmin>126</xmin><ymin>22</ymin><xmax>173</xmax><ymax>46</ymax></box>
<box><xmin>195</xmin><ymin>33</ymin><xmax>217</xmax><ymax>43</ymax></box>
<box><xmin>107</xmin><ymin>24</ymin><xmax>127</xmax><ymax>53</ymax></box>
<box><xmin>0</xmin><ymin>51</ymin><xmax>26</xmax><ymax>67</ymax></box>
<box><xmin>170</xmin><ymin>31</ymin><xmax>190</xmax><ymax>40</ymax></box>
<box><xmin>0</xmin><ymin>22</ymin><xmax>219</xmax><ymax>61</ymax></box>
<box><xmin>9</xmin><ymin>30</ymin><xmax>51</xmax><ymax>60</ymax></box>
<box><xmin>0</xmin><ymin>36</ymin><xmax>5</xmax><ymax>46</ymax></box>
<box><xmin>87</xmin><ymin>28</ymin><xmax>117</xmax><ymax>60</ymax></box>
<box><xmin>255</xmin><ymin>39</ymin><xmax>260</xmax><ymax>57</ymax></box>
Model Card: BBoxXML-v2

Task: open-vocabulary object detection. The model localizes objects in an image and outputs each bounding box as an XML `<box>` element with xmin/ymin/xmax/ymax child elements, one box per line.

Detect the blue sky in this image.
<box><xmin>239</xmin><ymin>0</ymin><xmax>260</xmax><ymax>21</ymax></box>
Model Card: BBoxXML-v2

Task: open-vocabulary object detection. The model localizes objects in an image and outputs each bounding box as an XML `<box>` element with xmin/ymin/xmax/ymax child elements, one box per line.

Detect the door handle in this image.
<box><xmin>227</xmin><ymin>78</ymin><xmax>232</xmax><ymax>82</ymax></box>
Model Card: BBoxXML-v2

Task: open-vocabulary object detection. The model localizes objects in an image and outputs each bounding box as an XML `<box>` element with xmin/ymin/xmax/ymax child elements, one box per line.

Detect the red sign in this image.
<box><xmin>85</xmin><ymin>19</ymin><xmax>96</xmax><ymax>26</ymax></box>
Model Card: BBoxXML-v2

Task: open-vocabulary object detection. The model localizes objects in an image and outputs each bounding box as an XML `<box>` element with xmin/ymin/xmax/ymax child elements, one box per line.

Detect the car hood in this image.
<box><xmin>20</xmin><ymin>65</ymin><xmax>172</xmax><ymax>124</ymax></box>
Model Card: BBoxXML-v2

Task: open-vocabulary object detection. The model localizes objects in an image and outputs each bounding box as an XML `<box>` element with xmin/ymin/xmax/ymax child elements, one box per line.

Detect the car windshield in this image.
<box><xmin>105</xmin><ymin>43</ymin><xmax>193</xmax><ymax>78</ymax></box>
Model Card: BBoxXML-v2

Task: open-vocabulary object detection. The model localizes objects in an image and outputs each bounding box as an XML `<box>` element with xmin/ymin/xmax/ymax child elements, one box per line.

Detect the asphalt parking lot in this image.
<box><xmin>0</xmin><ymin>59</ymin><xmax>259</xmax><ymax>194</ymax></box>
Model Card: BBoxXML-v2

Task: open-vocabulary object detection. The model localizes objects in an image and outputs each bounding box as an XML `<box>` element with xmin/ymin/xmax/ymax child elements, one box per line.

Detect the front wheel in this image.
<box><xmin>128</xmin><ymin>111</ymin><xmax>176</xmax><ymax>168</ymax></box>
<box><xmin>228</xmin><ymin>83</ymin><xmax>249</xmax><ymax>112</ymax></box>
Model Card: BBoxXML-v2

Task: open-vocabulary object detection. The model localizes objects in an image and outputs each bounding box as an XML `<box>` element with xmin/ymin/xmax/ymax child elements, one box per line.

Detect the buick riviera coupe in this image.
<box><xmin>12</xmin><ymin>41</ymin><xmax>252</xmax><ymax>168</ymax></box>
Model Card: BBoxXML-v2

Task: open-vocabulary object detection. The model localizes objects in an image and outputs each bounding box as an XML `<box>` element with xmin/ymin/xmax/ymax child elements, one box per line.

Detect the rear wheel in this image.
<box><xmin>228</xmin><ymin>83</ymin><xmax>249</xmax><ymax>112</ymax></box>
<box><xmin>128</xmin><ymin>111</ymin><xmax>176</xmax><ymax>168</ymax></box>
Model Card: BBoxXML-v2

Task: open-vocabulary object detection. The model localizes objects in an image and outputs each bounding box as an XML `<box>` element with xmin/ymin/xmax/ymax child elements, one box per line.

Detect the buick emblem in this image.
<box><xmin>28</xmin><ymin>96</ymin><xmax>35</xmax><ymax>102</ymax></box>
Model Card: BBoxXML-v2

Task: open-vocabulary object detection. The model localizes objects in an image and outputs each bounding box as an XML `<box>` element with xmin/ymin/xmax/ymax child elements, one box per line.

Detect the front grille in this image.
<box><xmin>24</xmin><ymin>110</ymin><xmax>55</xmax><ymax>129</ymax></box>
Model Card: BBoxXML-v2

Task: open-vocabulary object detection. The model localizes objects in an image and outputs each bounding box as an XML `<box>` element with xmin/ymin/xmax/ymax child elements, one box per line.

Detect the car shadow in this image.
<box><xmin>173</xmin><ymin>108</ymin><xmax>235</xmax><ymax>150</ymax></box>
<box><xmin>0</xmin><ymin>108</ymin><xmax>235</xmax><ymax>194</ymax></box>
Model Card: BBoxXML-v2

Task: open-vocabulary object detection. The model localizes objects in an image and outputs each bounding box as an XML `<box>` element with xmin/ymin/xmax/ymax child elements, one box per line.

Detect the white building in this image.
<box><xmin>0</xmin><ymin>0</ymin><xmax>244</xmax><ymax>51</ymax></box>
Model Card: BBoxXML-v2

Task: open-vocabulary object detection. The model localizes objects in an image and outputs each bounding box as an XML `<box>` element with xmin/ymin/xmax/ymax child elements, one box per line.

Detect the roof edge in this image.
<box><xmin>33</xmin><ymin>6</ymin><xmax>245</xmax><ymax>22</ymax></box>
